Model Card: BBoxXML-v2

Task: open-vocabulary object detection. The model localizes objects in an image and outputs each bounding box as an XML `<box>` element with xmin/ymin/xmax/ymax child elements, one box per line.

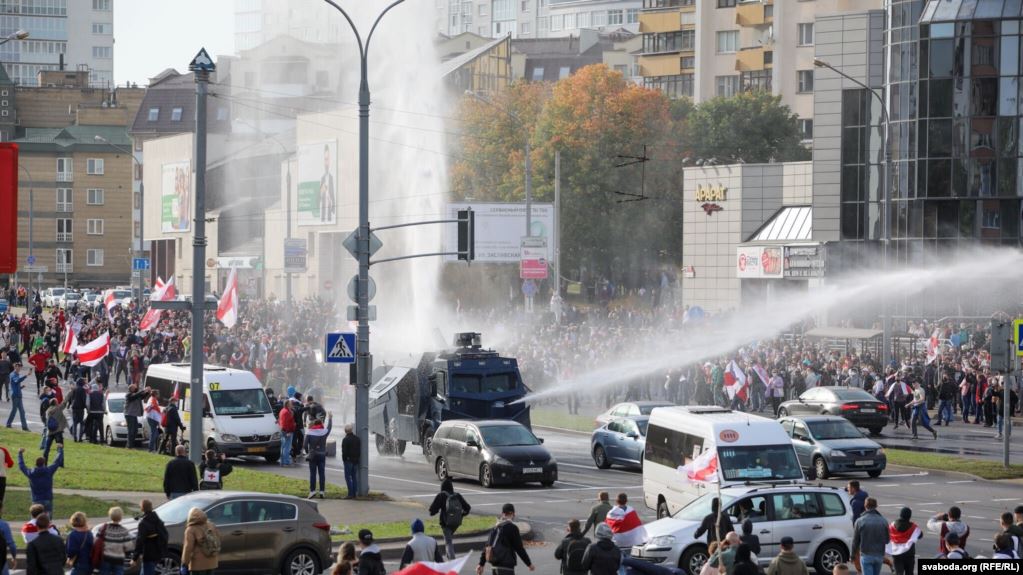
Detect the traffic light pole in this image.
<box><xmin>189</xmin><ymin>57</ymin><xmax>212</xmax><ymax>465</ymax></box>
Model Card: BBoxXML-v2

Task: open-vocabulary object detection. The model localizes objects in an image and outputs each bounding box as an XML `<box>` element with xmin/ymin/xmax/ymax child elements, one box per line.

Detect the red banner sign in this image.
<box><xmin>0</xmin><ymin>144</ymin><xmax>18</xmax><ymax>274</ymax></box>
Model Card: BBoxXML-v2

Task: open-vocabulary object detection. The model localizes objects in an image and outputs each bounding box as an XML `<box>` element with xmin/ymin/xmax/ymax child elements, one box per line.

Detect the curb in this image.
<box><xmin>533</xmin><ymin>424</ymin><xmax>590</xmax><ymax>436</ymax></box>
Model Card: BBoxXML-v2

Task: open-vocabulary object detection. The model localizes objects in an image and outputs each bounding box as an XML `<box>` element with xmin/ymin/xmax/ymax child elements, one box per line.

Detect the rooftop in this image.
<box><xmin>12</xmin><ymin>125</ymin><xmax>130</xmax><ymax>150</ymax></box>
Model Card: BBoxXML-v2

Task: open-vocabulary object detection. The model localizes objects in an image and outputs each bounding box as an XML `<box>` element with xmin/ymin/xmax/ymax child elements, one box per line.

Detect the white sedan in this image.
<box><xmin>103</xmin><ymin>392</ymin><xmax>147</xmax><ymax>447</ymax></box>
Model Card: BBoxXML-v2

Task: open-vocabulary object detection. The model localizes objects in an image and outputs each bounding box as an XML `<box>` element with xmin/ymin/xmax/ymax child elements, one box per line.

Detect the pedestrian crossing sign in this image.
<box><xmin>1015</xmin><ymin>319</ymin><xmax>1023</xmax><ymax>356</ymax></box>
<box><xmin>324</xmin><ymin>332</ymin><xmax>357</xmax><ymax>363</ymax></box>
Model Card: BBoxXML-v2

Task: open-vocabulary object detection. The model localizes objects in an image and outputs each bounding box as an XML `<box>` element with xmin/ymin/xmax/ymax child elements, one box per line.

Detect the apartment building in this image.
<box><xmin>436</xmin><ymin>0</ymin><xmax>641</xmax><ymax>39</ymax></box>
<box><xmin>0</xmin><ymin>0</ymin><xmax>114</xmax><ymax>87</ymax></box>
<box><xmin>638</xmin><ymin>0</ymin><xmax>878</xmax><ymax>142</ymax></box>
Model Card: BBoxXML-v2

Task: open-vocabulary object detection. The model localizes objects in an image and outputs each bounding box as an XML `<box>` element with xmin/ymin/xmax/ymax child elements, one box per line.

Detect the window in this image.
<box><xmin>531</xmin><ymin>67</ymin><xmax>545</xmax><ymax>81</ymax></box>
<box><xmin>171</xmin><ymin>107</ymin><xmax>183</xmax><ymax>122</ymax></box>
<box><xmin>771</xmin><ymin>492</ymin><xmax>823</xmax><ymax>520</ymax></box>
<box><xmin>592</xmin><ymin>10</ymin><xmax>607</xmax><ymax>27</ymax></box>
<box><xmin>56</xmin><ymin>219</ymin><xmax>72</xmax><ymax>242</ymax></box>
<box><xmin>799</xmin><ymin>118</ymin><xmax>814</xmax><ymax>140</ymax></box>
<box><xmin>741</xmin><ymin>69</ymin><xmax>772</xmax><ymax>92</ymax></box>
<box><xmin>681</xmin><ymin>29</ymin><xmax>695</xmax><ymax>50</ymax></box>
<box><xmin>798</xmin><ymin>69</ymin><xmax>814</xmax><ymax>93</ymax></box>
<box><xmin>716</xmin><ymin>30</ymin><xmax>739</xmax><ymax>54</ymax></box>
<box><xmin>492</xmin><ymin>0</ymin><xmax>513</xmax><ymax>19</ymax></box>
<box><xmin>559</xmin><ymin>66</ymin><xmax>571</xmax><ymax>79</ymax></box>
<box><xmin>681</xmin><ymin>56</ymin><xmax>695</xmax><ymax>69</ymax></box>
<box><xmin>716</xmin><ymin>75</ymin><xmax>739</xmax><ymax>97</ymax></box>
<box><xmin>206</xmin><ymin>501</ymin><xmax>243</xmax><ymax>525</ymax></box>
<box><xmin>87</xmin><ymin>219</ymin><xmax>104</xmax><ymax>235</ymax></box>
<box><xmin>87</xmin><ymin>158</ymin><xmax>104</xmax><ymax>175</ymax></box>
<box><xmin>727</xmin><ymin>496</ymin><xmax>770</xmax><ymax>524</ymax></box>
<box><xmin>578</xmin><ymin>12</ymin><xmax>589</xmax><ymax>28</ymax></box>
<box><xmin>643</xmin><ymin>74</ymin><xmax>694</xmax><ymax>99</ymax></box>
<box><xmin>627</xmin><ymin>8</ymin><xmax>639</xmax><ymax>24</ymax></box>
<box><xmin>91</xmin><ymin>46</ymin><xmax>112</xmax><ymax>59</ymax></box>
<box><xmin>564</xmin><ymin>12</ymin><xmax>576</xmax><ymax>29</ymax></box>
<box><xmin>244</xmin><ymin>501</ymin><xmax>298</xmax><ymax>522</ymax></box>
<box><xmin>56</xmin><ymin>158</ymin><xmax>72</xmax><ymax>181</ymax></box>
<box><xmin>92</xmin><ymin>23</ymin><xmax>111</xmax><ymax>34</ymax></box>
<box><xmin>148</xmin><ymin>108</ymin><xmax>159</xmax><ymax>122</ymax></box>
<box><xmin>56</xmin><ymin>249</ymin><xmax>72</xmax><ymax>273</ymax></box>
<box><xmin>56</xmin><ymin>188</ymin><xmax>72</xmax><ymax>212</ymax></box>
<box><xmin>820</xmin><ymin>493</ymin><xmax>847</xmax><ymax>517</ymax></box>
<box><xmin>551</xmin><ymin>14</ymin><xmax>563</xmax><ymax>31</ymax></box>
<box><xmin>478</xmin><ymin>3</ymin><xmax>486</xmax><ymax>15</ymax></box>
<box><xmin>520</xmin><ymin>22</ymin><xmax>530</xmax><ymax>35</ymax></box>
<box><xmin>87</xmin><ymin>188</ymin><xmax>104</xmax><ymax>205</ymax></box>
<box><xmin>87</xmin><ymin>249</ymin><xmax>104</xmax><ymax>267</ymax></box>
<box><xmin>521</xmin><ymin>0</ymin><xmax>529</xmax><ymax>11</ymax></box>
<box><xmin>537</xmin><ymin>16</ymin><xmax>549</xmax><ymax>32</ymax></box>
<box><xmin>645</xmin><ymin>423</ymin><xmax>705</xmax><ymax>468</ymax></box>
<box><xmin>797</xmin><ymin>23</ymin><xmax>814</xmax><ymax>46</ymax></box>
<box><xmin>92</xmin><ymin>0</ymin><xmax>111</xmax><ymax>10</ymax></box>
<box><xmin>718</xmin><ymin>0</ymin><xmax>736</xmax><ymax>7</ymax></box>
<box><xmin>608</xmin><ymin>9</ymin><xmax>623</xmax><ymax>25</ymax></box>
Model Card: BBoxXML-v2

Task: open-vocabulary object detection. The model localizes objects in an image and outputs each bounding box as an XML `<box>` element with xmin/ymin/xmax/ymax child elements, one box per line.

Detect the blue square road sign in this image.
<box><xmin>324</xmin><ymin>332</ymin><xmax>357</xmax><ymax>364</ymax></box>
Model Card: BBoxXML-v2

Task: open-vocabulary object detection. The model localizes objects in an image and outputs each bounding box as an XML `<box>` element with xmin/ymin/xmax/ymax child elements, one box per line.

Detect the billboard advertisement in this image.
<box><xmin>296</xmin><ymin>141</ymin><xmax>338</xmax><ymax>226</ymax></box>
<box><xmin>736</xmin><ymin>246</ymin><xmax>783</xmax><ymax>279</ymax></box>
<box><xmin>161</xmin><ymin>161</ymin><xmax>191</xmax><ymax>233</ymax></box>
<box><xmin>444</xmin><ymin>202</ymin><xmax>554</xmax><ymax>262</ymax></box>
<box><xmin>0</xmin><ymin>144</ymin><xmax>17</xmax><ymax>274</ymax></box>
<box><xmin>519</xmin><ymin>236</ymin><xmax>548</xmax><ymax>279</ymax></box>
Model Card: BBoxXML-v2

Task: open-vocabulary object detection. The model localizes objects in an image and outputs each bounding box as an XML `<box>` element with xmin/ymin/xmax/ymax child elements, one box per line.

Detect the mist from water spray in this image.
<box><xmin>519</xmin><ymin>247</ymin><xmax>1023</xmax><ymax>404</ymax></box>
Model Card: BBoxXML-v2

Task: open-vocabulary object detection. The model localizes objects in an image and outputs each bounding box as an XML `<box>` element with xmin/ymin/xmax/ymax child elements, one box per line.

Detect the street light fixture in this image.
<box><xmin>814</xmin><ymin>58</ymin><xmax>893</xmax><ymax>367</ymax></box>
<box><xmin>95</xmin><ymin>134</ymin><xmax>146</xmax><ymax>304</ymax></box>
<box><xmin>0</xmin><ymin>30</ymin><xmax>28</xmax><ymax>46</ymax></box>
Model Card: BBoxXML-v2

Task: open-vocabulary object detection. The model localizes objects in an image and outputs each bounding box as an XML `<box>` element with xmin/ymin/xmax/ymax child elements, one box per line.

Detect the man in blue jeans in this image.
<box><xmin>5</xmin><ymin>364</ymin><xmax>28</xmax><ymax>431</ymax></box>
<box><xmin>341</xmin><ymin>424</ymin><xmax>360</xmax><ymax>499</ymax></box>
<box><xmin>852</xmin><ymin>497</ymin><xmax>889</xmax><ymax>575</ymax></box>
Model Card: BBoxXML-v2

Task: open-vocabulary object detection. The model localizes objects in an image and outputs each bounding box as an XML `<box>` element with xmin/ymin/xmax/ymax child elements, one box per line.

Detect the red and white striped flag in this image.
<box><xmin>677</xmin><ymin>448</ymin><xmax>719</xmax><ymax>484</ymax></box>
<box><xmin>394</xmin><ymin>554</ymin><xmax>470</xmax><ymax>575</ymax></box>
<box><xmin>76</xmin><ymin>332</ymin><xmax>110</xmax><ymax>367</ymax></box>
<box><xmin>103</xmin><ymin>290</ymin><xmax>118</xmax><ymax>320</ymax></box>
<box><xmin>886</xmin><ymin>522</ymin><xmax>922</xmax><ymax>556</ymax></box>
<box><xmin>216</xmin><ymin>268</ymin><xmax>239</xmax><ymax>328</ymax></box>
<box><xmin>61</xmin><ymin>327</ymin><xmax>78</xmax><ymax>355</ymax></box>
<box><xmin>140</xmin><ymin>277</ymin><xmax>176</xmax><ymax>332</ymax></box>
<box><xmin>724</xmin><ymin>360</ymin><xmax>748</xmax><ymax>402</ymax></box>
<box><xmin>605</xmin><ymin>504</ymin><xmax>648</xmax><ymax>548</ymax></box>
<box><xmin>925</xmin><ymin>329</ymin><xmax>940</xmax><ymax>365</ymax></box>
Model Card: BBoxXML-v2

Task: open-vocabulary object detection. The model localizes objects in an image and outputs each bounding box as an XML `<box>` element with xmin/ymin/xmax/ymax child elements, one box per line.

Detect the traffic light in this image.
<box><xmin>457</xmin><ymin>208</ymin><xmax>475</xmax><ymax>262</ymax></box>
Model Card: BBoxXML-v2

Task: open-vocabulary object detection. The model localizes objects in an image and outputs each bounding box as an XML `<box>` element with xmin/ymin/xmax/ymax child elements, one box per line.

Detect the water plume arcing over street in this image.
<box><xmin>518</xmin><ymin>247</ymin><xmax>1023</xmax><ymax>404</ymax></box>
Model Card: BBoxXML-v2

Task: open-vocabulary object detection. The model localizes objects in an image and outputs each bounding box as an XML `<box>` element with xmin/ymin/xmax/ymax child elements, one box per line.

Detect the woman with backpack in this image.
<box><xmin>428</xmin><ymin>478</ymin><xmax>471</xmax><ymax>560</ymax></box>
<box><xmin>182</xmin><ymin>507</ymin><xmax>220</xmax><ymax>575</ymax></box>
<box><xmin>554</xmin><ymin>519</ymin><xmax>590</xmax><ymax>575</ymax></box>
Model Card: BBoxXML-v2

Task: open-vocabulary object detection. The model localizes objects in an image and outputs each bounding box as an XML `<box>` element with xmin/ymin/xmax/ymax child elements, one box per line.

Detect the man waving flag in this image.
<box><xmin>216</xmin><ymin>268</ymin><xmax>239</xmax><ymax>328</ymax></box>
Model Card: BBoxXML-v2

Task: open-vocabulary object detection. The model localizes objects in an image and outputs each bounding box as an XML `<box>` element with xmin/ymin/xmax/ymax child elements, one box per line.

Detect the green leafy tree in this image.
<box><xmin>682</xmin><ymin>91</ymin><xmax>809</xmax><ymax>164</ymax></box>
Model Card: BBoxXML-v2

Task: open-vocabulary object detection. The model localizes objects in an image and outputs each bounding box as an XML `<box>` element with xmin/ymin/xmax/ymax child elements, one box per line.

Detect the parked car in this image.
<box><xmin>632</xmin><ymin>485</ymin><xmax>853</xmax><ymax>575</ymax></box>
<box><xmin>113</xmin><ymin>491</ymin><xmax>332</xmax><ymax>575</ymax></box>
<box><xmin>82</xmin><ymin>293</ymin><xmax>101</xmax><ymax>311</ymax></box>
<box><xmin>594</xmin><ymin>400</ymin><xmax>674</xmax><ymax>428</ymax></box>
<box><xmin>0</xmin><ymin>298</ymin><xmax>7</xmax><ymax>314</ymax></box>
<box><xmin>42</xmin><ymin>287</ymin><xmax>66</xmax><ymax>308</ymax></box>
<box><xmin>778</xmin><ymin>386</ymin><xmax>889</xmax><ymax>435</ymax></box>
<box><xmin>432</xmin><ymin>419</ymin><xmax>557</xmax><ymax>488</ymax></box>
<box><xmin>592</xmin><ymin>416</ymin><xmax>647</xmax><ymax>470</ymax></box>
<box><xmin>780</xmin><ymin>415</ymin><xmax>886</xmax><ymax>479</ymax></box>
<box><xmin>103</xmin><ymin>392</ymin><xmax>148</xmax><ymax>447</ymax></box>
<box><xmin>59</xmin><ymin>291</ymin><xmax>83</xmax><ymax>310</ymax></box>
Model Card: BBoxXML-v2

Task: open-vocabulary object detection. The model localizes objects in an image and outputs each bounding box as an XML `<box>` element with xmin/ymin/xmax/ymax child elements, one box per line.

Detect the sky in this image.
<box><xmin>114</xmin><ymin>0</ymin><xmax>235</xmax><ymax>86</ymax></box>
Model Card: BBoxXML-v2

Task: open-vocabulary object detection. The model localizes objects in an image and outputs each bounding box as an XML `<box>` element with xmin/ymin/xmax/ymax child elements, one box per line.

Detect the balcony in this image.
<box><xmin>640</xmin><ymin>53</ymin><xmax>682</xmax><ymax>77</ymax></box>
<box><xmin>736</xmin><ymin>46</ymin><xmax>772</xmax><ymax>72</ymax></box>
<box><xmin>56</xmin><ymin>172</ymin><xmax>73</xmax><ymax>182</ymax></box>
<box><xmin>640</xmin><ymin>11</ymin><xmax>682</xmax><ymax>34</ymax></box>
<box><xmin>56</xmin><ymin>202</ymin><xmax>73</xmax><ymax>213</ymax></box>
<box><xmin>56</xmin><ymin>263</ymin><xmax>72</xmax><ymax>274</ymax></box>
<box><xmin>57</xmin><ymin>232</ymin><xmax>72</xmax><ymax>242</ymax></box>
<box><xmin>642</xmin><ymin>0</ymin><xmax>694</xmax><ymax>10</ymax></box>
<box><xmin>736</xmin><ymin>1</ymin><xmax>772</xmax><ymax>27</ymax></box>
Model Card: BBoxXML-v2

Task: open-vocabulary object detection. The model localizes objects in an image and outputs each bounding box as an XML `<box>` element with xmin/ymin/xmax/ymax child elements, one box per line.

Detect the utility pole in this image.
<box><xmin>18</xmin><ymin>165</ymin><xmax>33</xmax><ymax>295</ymax></box>
<box><xmin>1005</xmin><ymin>327</ymin><xmax>1013</xmax><ymax>468</ymax></box>
<box><xmin>554</xmin><ymin>150</ymin><xmax>561</xmax><ymax>316</ymax></box>
<box><xmin>525</xmin><ymin>140</ymin><xmax>532</xmax><ymax>238</ymax></box>
<box><xmin>285</xmin><ymin>162</ymin><xmax>293</xmax><ymax>305</ymax></box>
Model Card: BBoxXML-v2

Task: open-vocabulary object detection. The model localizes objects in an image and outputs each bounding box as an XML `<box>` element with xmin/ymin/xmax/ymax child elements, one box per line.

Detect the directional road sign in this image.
<box><xmin>324</xmin><ymin>332</ymin><xmax>357</xmax><ymax>364</ymax></box>
<box><xmin>132</xmin><ymin>258</ymin><xmax>150</xmax><ymax>271</ymax></box>
<box><xmin>1015</xmin><ymin>319</ymin><xmax>1023</xmax><ymax>357</ymax></box>
<box><xmin>26</xmin><ymin>255</ymin><xmax>35</xmax><ymax>265</ymax></box>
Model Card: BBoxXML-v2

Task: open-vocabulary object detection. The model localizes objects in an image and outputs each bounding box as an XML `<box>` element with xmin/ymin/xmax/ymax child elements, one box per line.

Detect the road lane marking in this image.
<box><xmin>947</xmin><ymin>480</ymin><xmax>974</xmax><ymax>484</ymax></box>
<box><xmin>873</xmin><ymin>484</ymin><xmax>899</xmax><ymax>488</ymax></box>
<box><xmin>911</xmin><ymin>482</ymin><xmax>935</xmax><ymax>486</ymax></box>
<box><xmin>957</xmin><ymin>501</ymin><xmax>980</xmax><ymax>504</ymax></box>
<box><xmin>992</xmin><ymin>498</ymin><xmax>1018</xmax><ymax>501</ymax></box>
<box><xmin>881</xmin><ymin>472</ymin><xmax>929</xmax><ymax>477</ymax></box>
<box><xmin>968</xmin><ymin>516</ymin><xmax>987</xmax><ymax>520</ymax></box>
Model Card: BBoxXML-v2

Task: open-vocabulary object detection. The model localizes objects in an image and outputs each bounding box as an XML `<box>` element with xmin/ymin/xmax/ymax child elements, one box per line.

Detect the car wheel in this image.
<box><xmin>421</xmin><ymin>430</ymin><xmax>434</xmax><ymax>459</ymax></box>
<box><xmin>282</xmin><ymin>547</ymin><xmax>321</xmax><ymax>575</ymax></box>
<box><xmin>593</xmin><ymin>445</ymin><xmax>611</xmax><ymax>470</ymax></box>
<box><xmin>435</xmin><ymin>457</ymin><xmax>449</xmax><ymax>481</ymax></box>
<box><xmin>155</xmin><ymin>552</ymin><xmax>181</xmax><ymax>575</ymax></box>
<box><xmin>395</xmin><ymin>440</ymin><xmax>407</xmax><ymax>457</ymax></box>
<box><xmin>264</xmin><ymin>452</ymin><xmax>280</xmax><ymax>464</ymax></box>
<box><xmin>814</xmin><ymin>456</ymin><xmax>829</xmax><ymax>480</ymax></box>
<box><xmin>814</xmin><ymin>541</ymin><xmax>847</xmax><ymax>575</ymax></box>
<box><xmin>868</xmin><ymin>427</ymin><xmax>883</xmax><ymax>436</ymax></box>
<box><xmin>480</xmin><ymin>463</ymin><xmax>494</xmax><ymax>488</ymax></box>
<box><xmin>778</xmin><ymin>407</ymin><xmax>789</xmax><ymax>417</ymax></box>
<box><xmin>374</xmin><ymin>433</ymin><xmax>392</xmax><ymax>456</ymax></box>
<box><xmin>657</xmin><ymin>499</ymin><xmax>670</xmax><ymax>520</ymax></box>
<box><xmin>680</xmin><ymin>544</ymin><xmax>709</xmax><ymax>575</ymax></box>
<box><xmin>105</xmin><ymin>427</ymin><xmax>115</xmax><ymax>447</ymax></box>
<box><xmin>541</xmin><ymin>480</ymin><xmax>555</xmax><ymax>487</ymax></box>
<box><xmin>867</xmin><ymin>469</ymin><xmax>882</xmax><ymax>478</ymax></box>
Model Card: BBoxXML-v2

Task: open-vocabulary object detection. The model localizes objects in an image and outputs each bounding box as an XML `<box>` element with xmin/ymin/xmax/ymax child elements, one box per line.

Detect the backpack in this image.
<box><xmin>564</xmin><ymin>537</ymin><xmax>589</xmax><ymax>573</ymax></box>
<box><xmin>444</xmin><ymin>493</ymin><xmax>464</xmax><ymax>530</ymax></box>
<box><xmin>485</xmin><ymin>524</ymin><xmax>512</xmax><ymax>566</ymax></box>
<box><xmin>90</xmin><ymin>525</ymin><xmax>107</xmax><ymax>569</ymax></box>
<box><xmin>160</xmin><ymin>410</ymin><xmax>169</xmax><ymax>428</ymax></box>
<box><xmin>46</xmin><ymin>414</ymin><xmax>58</xmax><ymax>432</ymax></box>
<box><xmin>200</xmin><ymin>525</ymin><xmax>221</xmax><ymax>557</ymax></box>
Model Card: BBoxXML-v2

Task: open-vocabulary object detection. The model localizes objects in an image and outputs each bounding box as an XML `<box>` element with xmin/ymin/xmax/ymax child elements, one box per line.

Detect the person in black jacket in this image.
<box><xmin>428</xmin><ymin>478</ymin><xmax>471</xmax><ymax>560</ymax></box>
<box><xmin>554</xmin><ymin>519</ymin><xmax>590</xmax><ymax>575</ymax></box>
<box><xmin>159</xmin><ymin>402</ymin><xmax>185</xmax><ymax>455</ymax></box>
<box><xmin>25</xmin><ymin>513</ymin><xmax>63</xmax><ymax>575</ymax></box>
<box><xmin>580</xmin><ymin>524</ymin><xmax>620</xmax><ymax>575</ymax></box>
<box><xmin>694</xmin><ymin>497</ymin><xmax>734</xmax><ymax>545</ymax></box>
<box><xmin>131</xmin><ymin>499</ymin><xmax>169</xmax><ymax>574</ymax></box>
<box><xmin>477</xmin><ymin>503</ymin><xmax>533</xmax><ymax>575</ymax></box>
<box><xmin>162</xmin><ymin>444</ymin><xmax>198</xmax><ymax>499</ymax></box>
<box><xmin>356</xmin><ymin>529</ymin><xmax>386</xmax><ymax>575</ymax></box>
<box><xmin>63</xmin><ymin>379</ymin><xmax>87</xmax><ymax>442</ymax></box>
<box><xmin>341</xmin><ymin>424</ymin><xmax>360</xmax><ymax>499</ymax></box>
<box><xmin>85</xmin><ymin>382</ymin><xmax>105</xmax><ymax>444</ymax></box>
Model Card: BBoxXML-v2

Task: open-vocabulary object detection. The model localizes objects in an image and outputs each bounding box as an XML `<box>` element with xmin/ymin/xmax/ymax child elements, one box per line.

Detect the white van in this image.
<box><xmin>143</xmin><ymin>363</ymin><xmax>281</xmax><ymax>463</ymax></box>
<box><xmin>643</xmin><ymin>406</ymin><xmax>804</xmax><ymax>519</ymax></box>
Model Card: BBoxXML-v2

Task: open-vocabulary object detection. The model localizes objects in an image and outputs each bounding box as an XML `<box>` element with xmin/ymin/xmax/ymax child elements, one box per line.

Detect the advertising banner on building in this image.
<box><xmin>0</xmin><ymin>144</ymin><xmax>17</xmax><ymax>274</ymax></box>
<box><xmin>296</xmin><ymin>141</ymin><xmax>338</xmax><ymax>226</ymax></box>
<box><xmin>736</xmin><ymin>246</ymin><xmax>783</xmax><ymax>279</ymax></box>
<box><xmin>519</xmin><ymin>236</ymin><xmax>548</xmax><ymax>279</ymax></box>
<box><xmin>444</xmin><ymin>202</ymin><xmax>554</xmax><ymax>262</ymax></box>
<box><xmin>161</xmin><ymin>161</ymin><xmax>191</xmax><ymax>233</ymax></box>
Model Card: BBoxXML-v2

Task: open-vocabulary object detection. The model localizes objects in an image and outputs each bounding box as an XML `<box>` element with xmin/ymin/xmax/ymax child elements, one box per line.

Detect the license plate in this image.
<box><xmin>522</xmin><ymin>467</ymin><xmax>542</xmax><ymax>474</ymax></box>
<box><xmin>861</xmin><ymin>408</ymin><xmax>876</xmax><ymax>413</ymax></box>
<box><xmin>247</xmin><ymin>446</ymin><xmax>267</xmax><ymax>454</ymax></box>
<box><xmin>856</xmin><ymin>460</ymin><xmax>873</xmax><ymax>466</ymax></box>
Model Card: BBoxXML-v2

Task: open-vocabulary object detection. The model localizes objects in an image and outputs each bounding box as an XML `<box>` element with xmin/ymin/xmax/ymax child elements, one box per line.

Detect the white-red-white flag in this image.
<box><xmin>394</xmin><ymin>554</ymin><xmax>471</xmax><ymax>575</ymax></box>
<box><xmin>216</xmin><ymin>268</ymin><xmax>239</xmax><ymax>328</ymax></box>
<box><xmin>76</xmin><ymin>332</ymin><xmax>110</xmax><ymax>367</ymax></box>
<box><xmin>677</xmin><ymin>448</ymin><xmax>719</xmax><ymax>484</ymax></box>
<box><xmin>61</xmin><ymin>327</ymin><xmax>78</xmax><ymax>355</ymax></box>
<box><xmin>140</xmin><ymin>277</ymin><xmax>176</xmax><ymax>332</ymax></box>
<box><xmin>925</xmin><ymin>329</ymin><xmax>940</xmax><ymax>365</ymax></box>
<box><xmin>103</xmin><ymin>290</ymin><xmax>118</xmax><ymax>320</ymax></box>
<box><xmin>724</xmin><ymin>360</ymin><xmax>748</xmax><ymax>401</ymax></box>
<box><xmin>605</xmin><ymin>504</ymin><xmax>648</xmax><ymax>548</ymax></box>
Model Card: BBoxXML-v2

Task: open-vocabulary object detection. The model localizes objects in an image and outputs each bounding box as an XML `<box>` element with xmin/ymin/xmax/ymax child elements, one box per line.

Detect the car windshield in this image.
<box><xmin>480</xmin><ymin>425</ymin><xmax>540</xmax><ymax>447</ymax></box>
<box><xmin>673</xmin><ymin>493</ymin><xmax>737</xmax><ymax>520</ymax></box>
<box><xmin>107</xmin><ymin>398</ymin><xmax>125</xmax><ymax>413</ymax></box>
<box><xmin>156</xmin><ymin>496</ymin><xmax>218</xmax><ymax>525</ymax></box>
<box><xmin>807</xmin><ymin>420</ymin><xmax>863</xmax><ymax>440</ymax></box>
<box><xmin>639</xmin><ymin>403</ymin><xmax>670</xmax><ymax>415</ymax></box>
<box><xmin>52</xmin><ymin>289</ymin><xmax>66</xmax><ymax>296</ymax></box>
<box><xmin>209</xmin><ymin>388</ymin><xmax>273</xmax><ymax>415</ymax></box>
<box><xmin>718</xmin><ymin>445</ymin><xmax>803</xmax><ymax>481</ymax></box>
<box><xmin>113</xmin><ymin>290</ymin><xmax>131</xmax><ymax>298</ymax></box>
<box><xmin>65</xmin><ymin>293</ymin><xmax>81</xmax><ymax>300</ymax></box>
<box><xmin>832</xmin><ymin>389</ymin><xmax>875</xmax><ymax>400</ymax></box>
<box><xmin>637</xmin><ymin>421</ymin><xmax>649</xmax><ymax>435</ymax></box>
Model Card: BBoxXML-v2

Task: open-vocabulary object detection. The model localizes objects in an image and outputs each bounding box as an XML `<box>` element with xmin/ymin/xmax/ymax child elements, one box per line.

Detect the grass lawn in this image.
<box><xmin>4</xmin><ymin>488</ymin><xmax>136</xmax><ymax>525</ymax></box>
<box><xmin>336</xmin><ymin>514</ymin><xmax>496</xmax><ymax>542</ymax></box>
<box><xmin>0</xmin><ymin>428</ymin><xmax>349</xmax><ymax>498</ymax></box>
<box><xmin>530</xmin><ymin>407</ymin><xmax>594</xmax><ymax>433</ymax></box>
<box><xmin>886</xmin><ymin>448</ymin><xmax>1023</xmax><ymax>480</ymax></box>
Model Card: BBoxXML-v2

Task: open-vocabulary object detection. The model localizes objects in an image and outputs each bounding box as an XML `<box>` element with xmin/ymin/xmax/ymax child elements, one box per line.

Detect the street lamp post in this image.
<box><xmin>95</xmin><ymin>135</ymin><xmax>145</xmax><ymax>303</ymax></box>
<box><xmin>814</xmin><ymin>58</ymin><xmax>893</xmax><ymax>367</ymax></box>
<box><xmin>0</xmin><ymin>30</ymin><xmax>29</xmax><ymax>46</ymax></box>
<box><xmin>321</xmin><ymin>0</ymin><xmax>407</xmax><ymax>497</ymax></box>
